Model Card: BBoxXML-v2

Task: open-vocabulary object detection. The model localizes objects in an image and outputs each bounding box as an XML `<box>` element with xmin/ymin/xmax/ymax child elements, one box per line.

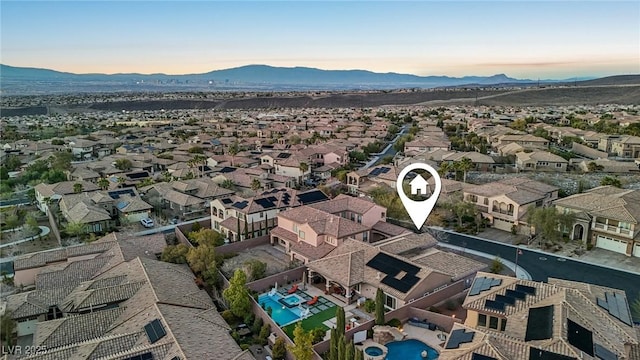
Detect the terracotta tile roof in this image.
<box><xmin>371</xmin><ymin>221</ymin><xmax>412</xmax><ymax>238</ymax></box>
<box><xmin>289</xmin><ymin>240</ymin><xmax>336</xmax><ymax>261</ymax></box>
<box><xmin>412</xmin><ymin>250</ymin><xmax>486</xmax><ymax>280</ymax></box>
<box><xmin>553</xmin><ymin>187</ymin><xmax>640</xmax><ymax>224</ymax></box>
<box><xmin>278</xmin><ymin>206</ymin><xmax>370</xmax><ymax>238</ymax></box>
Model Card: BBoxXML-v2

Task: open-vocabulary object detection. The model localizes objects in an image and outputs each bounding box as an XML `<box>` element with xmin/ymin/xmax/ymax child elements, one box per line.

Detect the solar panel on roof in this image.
<box><xmin>127</xmin><ymin>171</ymin><xmax>150</xmax><ymax>179</ymax></box>
<box><xmin>515</xmin><ymin>284</ymin><xmax>536</xmax><ymax>295</ymax></box>
<box><xmin>471</xmin><ymin>354</ymin><xmax>497</xmax><ymax>360</ymax></box>
<box><xmin>495</xmin><ymin>294</ymin><xmax>516</xmax><ymax>305</ymax></box>
<box><xmin>144</xmin><ymin>319</ymin><xmax>166</xmax><ymax>344</ymax></box>
<box><xmin>108</xmin><ymin>188</ymin><xmax>136</xmax><ymax>199</ymax></box>
<box><xmin>370</xmin><ymin>168</ymin><xmax>382</xmax><ymax>176</ymax></box>
<box><xmin>268</xmin><ymin>196</ymin><xmax>278</xmax><ymax>202</ymax></box>
<box><xmin>232</xmin><ymin>201</ymin><xmax>248</xmax><ymax>209</ymax></box>
<box><xmin>594</xmin><ymin>344</ymin><xmax>618</xmax><ymax>360</ymax></box>
<box><xmin>297</xmin><ymin>190</ymin><xmax>329</xmax><ymax>204</ymax></box>
<box><xmin>277</xmin><ymin>153</ymin><xmax>291</xmax><ymax>158</ymax></box>
<box><xmin>255</xmin><ymin>198</ymin><xmax>275</xmax><ymax>209</ymax></box>
<box><xmin>380</xmin><ymin>273</ymin><xmax>420</xmax><ymax>293</ymax></box>
<box><xmin>123</xmin><ymin>353</ymin><xmax>154</xmax><ymax>360</ymax></box>
<box><xmin>469</xmin><ymin>277</ymin><xmax>503</xmax><ymax>296</ymax></box>
<box><xmin>221</xmin><ymin>198</ymin><xmax>233</xmax><ymax>204</ymax></box>
<box><xmin>445</xmin><ymin>329</ymin><xmax>475</xmax><ymax>349</ymax></box>
<box><xmin>525</xmin><ymin>305</ymin><xmax>554</xmax><ymax>341</ymax></box>
<box><xmin>485</xmin><ymin>299</ymin><xmax>505</xmax><ymax>312</ymax></box>
<box><xmin>366</xmin><ymin>253</ymin><xmax>420</xmax><ymax>275</ymax></box>
<box><xmin>505</xmin><ymin>289</ymin><xmax>527</xmax><ymax>300</ymax></box>
<box><xmin>567</xmin><ymin>319</ymin><xmax>594</xmax><ymax>356</ymax></box>
<box><xmin>597</xmin><ymin>292</ymin><xmax>632</xmax><ymax>326</ymax></box>
<box><xmin>380</xmin><ymin>167</ymin><xmax>390</xmax><ymax>173</ymax></box>
<box><xmin>529</xmin><ymin>348</ymin><xmax>577</xmax><ymax>360</ymax></box>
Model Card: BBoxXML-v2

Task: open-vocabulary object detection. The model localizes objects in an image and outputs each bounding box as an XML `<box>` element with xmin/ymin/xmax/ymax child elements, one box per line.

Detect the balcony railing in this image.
<box><xmin>593</xmin><ymin>223</ymin><xmax>632</xmax><ymax>236</ymax></box>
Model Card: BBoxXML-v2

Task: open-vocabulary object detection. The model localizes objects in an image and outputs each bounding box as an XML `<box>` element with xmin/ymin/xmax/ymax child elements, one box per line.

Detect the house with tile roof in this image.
<box><xmin>305</xmin><ymin>233</ymin><xmax>485</xmax><ymax>306</ymax></box>
<box><xmin>463</xmin><ymin>178</ymin><xmax>559</xmax><ymax>234</ymax></box>
<box><xmin>515</xmin><ymin>151</ymin><xmax>568</xmax><ymax>172</ymax></box>
<box><xmin>269</xmin><ymin>195</ymin><xmax>410</xmax><ymax>263</ymax></box>
<box><xmin>346</xmin><ymin>165</ymin><xmax>399</xmax><ymax>195</ymax></box>
<box><xmin>439</xmin><ymin>272</ymin><xmax>639</xmax><ymax>360</ymax></box>
<box><xmin>210</xmin><ymin>188</ymin><xmax>329</xmax><ymax>242</ymax></box>
<box><xmin>34</xmin><ymin>181</ymin><xmax>101</xmax><ymax>215</ymax></box>
<box><xmin>553</xmin><ymin>186</ymin><xmax>640</xmax><ymax>257</ymax></box>
<box><xmin>493</xmin><ymin>134</ymin><xmax>549</xmax><ymax>152</ymax></box>
<box><xmin>4</xmin><ymin>234</ymin><xmax>253</xmax><ymax>360</ymax></box>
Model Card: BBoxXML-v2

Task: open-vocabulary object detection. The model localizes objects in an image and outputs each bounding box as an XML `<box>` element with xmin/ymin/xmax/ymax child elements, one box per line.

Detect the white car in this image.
<box><xmin>140</xmin><ymin>218</ymin><xmax>154</xmax><ymax>228</ymax></box>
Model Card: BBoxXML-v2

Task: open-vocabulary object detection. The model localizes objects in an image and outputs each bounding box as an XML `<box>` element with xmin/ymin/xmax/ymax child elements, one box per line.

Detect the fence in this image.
<box><xmin>312</xmin><ymin>279</ymin><xmax>466</xmax><ymax>356</ymax></box>
<box><xmin>216</xmin><ymin>235</ymin><xmax>271</xmax><ymax>255</ymax></box>
<box><xmin>246</xmin><ymin>266</ymin><xmax>306</xmax><ymax>293</ymax></box>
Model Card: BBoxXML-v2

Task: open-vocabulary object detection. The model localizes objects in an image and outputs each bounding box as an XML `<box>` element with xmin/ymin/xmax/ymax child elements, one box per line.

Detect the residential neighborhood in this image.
<box><xmin>2</xmin><ymin>98</ymin><xmax>640</xmax><ymax>360</ymax></box>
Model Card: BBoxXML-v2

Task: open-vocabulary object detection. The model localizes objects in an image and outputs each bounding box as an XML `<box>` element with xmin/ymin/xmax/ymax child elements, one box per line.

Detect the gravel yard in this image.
<box><xmin>221</xmin><ymin>244</ymin><xmax>292</xmax><ymax>279</ymax></box>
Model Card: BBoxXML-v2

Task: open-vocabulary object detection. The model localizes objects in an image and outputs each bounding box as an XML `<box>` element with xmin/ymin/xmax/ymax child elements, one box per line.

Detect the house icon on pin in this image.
<box><xmin>409</xmin><ymin>174</ymin><xmax>428</xmax><ymax>195</ymax></box>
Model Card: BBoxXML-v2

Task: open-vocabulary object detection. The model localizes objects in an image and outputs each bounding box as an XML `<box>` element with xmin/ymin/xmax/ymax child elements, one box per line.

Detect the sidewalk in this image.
<box><xmin>478</xmin><ymin>228</ymin><xmax>640</xmax><ymax>274</ymax></box>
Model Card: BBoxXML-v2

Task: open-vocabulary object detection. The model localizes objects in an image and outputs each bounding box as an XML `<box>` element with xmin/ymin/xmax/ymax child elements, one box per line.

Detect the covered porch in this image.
<box><xmin>306</xmin><ymin>267</ymin><xmax>359</xmax><ymax>306</ymax></box>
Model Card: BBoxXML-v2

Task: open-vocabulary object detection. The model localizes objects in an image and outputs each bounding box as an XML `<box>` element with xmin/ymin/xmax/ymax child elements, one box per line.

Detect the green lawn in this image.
<box><xmin>283</xmin><ymin>306</ymin><xmax>337</xmax><ymax>338</ymax></box>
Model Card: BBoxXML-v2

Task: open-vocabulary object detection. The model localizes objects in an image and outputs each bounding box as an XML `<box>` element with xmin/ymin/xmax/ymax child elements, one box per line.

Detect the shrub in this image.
<box><xmin>221</xmin><ymin>310</ymin><xmax>237</xmax><ymax>324</ymax></box>
<box><xmin>363</xmin><ymin>299</ymin><xmax>376</xmax><ymax>313</ymax></box>
<box><xmin>445</xmin><ymin>300</ymin><xmax>456</xmax><ymax>311</ymax></box>
<box><xmin>429</xmin><ymin>306</ymin><xmax>441</xmax><ymax>314</ymax></box>
<box><xmin>386</xmin><ymin>318</ymin><xmax>401</xmax><ymax>328</ymax></box>
<box><xmin>587</xmin><ymin>243</ymin><xmax>594</xmax><ymax>251</ymax></box>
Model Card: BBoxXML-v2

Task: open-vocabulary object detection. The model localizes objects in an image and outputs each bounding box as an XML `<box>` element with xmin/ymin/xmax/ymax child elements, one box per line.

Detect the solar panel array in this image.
<box><xmin>127</xmin><ymin>171</ymin><xmax>150</xmax><ymax>179</ymax></box>
<box><xmin>109</xmin><ymin>188</ymin><xmax>137</xmax><ymax>199</ymax></box>
<box><xmin>485</xmin><ymin>299</ymin><xmax>505</xmax><ymax>312</ymax></box>
<box><xmin>471</xmin><ymin>354</ymin><xmax>497</xmax><ymax>360</ymax></box>
<box><xmin>469</xmin><ymin>277</ymin><xmax>502</xmax><ymax>296</ymax></box>
<box><xmin>445</xmin><ymin>329</ymin><xmax>475</xmax><ymax>349</ymax></box>
<box><xmin>515</xmin><ymin>284</ymin><xmax>536</xmax><ymax>295</ymax></box>
<box><xmin>567</xmin><ymin>319</ymin><xmax>594</xmax><ymax>356</ymax></box>
<box><xmin>594</xmin><ymin>344</ymin><xmax>618</xmax><ymax>360</ymax></box>
<box><xmin>597</xmin><ymin>292</ymin><xmax>633</xmax><ymax>326</ymax></box>
<box><xmin>366</xmin><ymin>253</ymin><xmax>421</xmax><ymax>293</ymax></box>
<box><xmin>255</xmin><ymin>198</ymin><xmax>276</xmax><ymax>209</ymax></box>
<box><xmin>144</xmin><ymin>319</ymin><xmax>167</xmax><ymax>344</ymax></box>
<box><xmin>297</xmin><ymin>190</ymin><xmax>329</xmax><ymax>204</ymax></box>
<box><xmin>369</xmin><ymin>167</ymin><xmax>391</xmax><ymax>177</ymax></box>
<box><xmin>525</xmin><ymin>305</ymin><xmax>554</xmax><ymax>341</ymax></box>
<box><xmin>232</xmin><ymin>201</ymin><xmax>249</xmax><ymax>209</ymax></box>
<box><xmin>221</xmin><ymin>198</ymin><xmax>233</xmax><ymax>204</ymax></box>
<box><xmin>277</xmin><ymin>153</ymin><xmax>291</xmax><ymax>159</ymax></box>
<box><xmin>529</xmin><ymin>348</ymin><xmax>577</xmax><ymax>360</ymax></box>
<box><xmin>123</xmin><ymin>353</ymin><xmax>153</xmax><ymax>360</ymax></box>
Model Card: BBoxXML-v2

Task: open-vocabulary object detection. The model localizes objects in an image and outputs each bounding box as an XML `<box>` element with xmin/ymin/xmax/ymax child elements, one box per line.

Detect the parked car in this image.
<box><xmin>169</xmin><ymin>217</ymin><xmax>180</xmax><ymax>225</ymax></box>
<box><xmin>140</xmin><ymin>218</ymin><xmax>154</xmax><ymax>228</ymax></box>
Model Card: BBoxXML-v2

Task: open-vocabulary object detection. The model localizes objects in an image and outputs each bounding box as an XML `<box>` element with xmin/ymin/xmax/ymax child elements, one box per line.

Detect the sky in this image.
<box><xmin>1</xmin><ymin>1</ymin><xmax>639</xmax><ymax>79</ymax></box>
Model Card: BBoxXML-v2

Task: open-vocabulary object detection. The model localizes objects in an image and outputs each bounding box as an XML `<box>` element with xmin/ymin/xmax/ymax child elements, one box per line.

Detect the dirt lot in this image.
<box><xmin>221</xmin><ymin>244</ymin><xmax>291</xmax><ymax>279</ymax></box>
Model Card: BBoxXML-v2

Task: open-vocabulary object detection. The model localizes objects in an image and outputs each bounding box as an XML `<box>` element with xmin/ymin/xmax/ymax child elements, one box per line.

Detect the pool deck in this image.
<box><xmin>401</xmin><ymin>324</ymin><xmax>446</xmax><ymax>353</ymax></box>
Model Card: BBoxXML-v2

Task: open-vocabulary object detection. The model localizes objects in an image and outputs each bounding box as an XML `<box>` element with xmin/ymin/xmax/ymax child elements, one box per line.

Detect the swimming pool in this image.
<box><xmin>258</xmin><ymin>293</ymin><xmax>304</xmax><ymax>326</ymax></box>
<box><xmin>385</xmin><ymin>339</ymin><xmax>439</xmax><ymax>360</ymax></box>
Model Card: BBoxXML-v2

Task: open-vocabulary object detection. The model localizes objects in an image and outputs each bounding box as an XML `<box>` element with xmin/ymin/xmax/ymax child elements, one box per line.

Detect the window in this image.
<box><xmin>260</xmin><ymin>211</ymin><xmax>264</xmax><ymax>218</ymax></box>
<box><xmin>381</xmin><ymin>212</ymin><xmax>386</xmax><ymax>218</ymax></box>
<box><xmin>357</xmin><ymin>215</ymin><xmax>362</xmax><ymax>223</ymax></box>
<box><xmin>299</xmin><ymin>230</ymin><xmax>305</xmax><ymax>239</ymax></box>
<box><xmin>467</xmin><ymin>194</ymin><xmax>478</xmax><ymax>202</ymax></box>
<box><xmin>489</xmin><ymin>316</ymin><xmax>498</xmax><ymax>329</ymax></box>
<box><xmin>500</xmin><ymin>318</ymin><xmax>507</xmax><ymax>331</ymax></box>
<box><xmin>483</xmin><ymin>198</ymin><xmax>488</xmax><ymax>206</ymax></box>
<box><xmin>478</xmin><ymin>314</ymin><xmax>487</xmax><ymax>327</ymax></box>
<box><xmin>363</xmin><ymin>232</ymin><xmax>368</xmax><ymax>242</ymax></box>
<box><xmin>620</xmin><ymin>222</ymin><xmax>631</xmax><ymax>230</ymax></box>
<box><xmin>293</xmin><ymin>224</ymin><xmax>298</xmax><ymax>232</ymax></box>
<box><xmin>385</xmin><ymin>294</ymin><xmax>396</xmax><ymax>309</ymax></box>
<box><xmin>555</xmin><ymin>163</ymin><xmax>563</xmax><ymax>168</ymax></box>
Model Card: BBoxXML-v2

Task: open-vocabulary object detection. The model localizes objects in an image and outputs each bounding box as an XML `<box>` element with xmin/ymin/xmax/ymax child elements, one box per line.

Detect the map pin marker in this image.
<box><xmin>396</xmin><ymin>162</ymin><xmax>442</xmax><ymax>230</ymax></box>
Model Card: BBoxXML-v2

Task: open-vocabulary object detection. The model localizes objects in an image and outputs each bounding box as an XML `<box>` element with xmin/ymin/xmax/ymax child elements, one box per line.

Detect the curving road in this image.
<box><xmin>431</xmin><ymin>228</ymin><xmax>640</xmax><ymax>305</ymax></box>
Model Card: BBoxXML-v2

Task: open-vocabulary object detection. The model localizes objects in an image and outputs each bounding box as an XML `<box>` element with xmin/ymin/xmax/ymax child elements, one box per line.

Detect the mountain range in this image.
<box><xmin>0</xmin><ymin>64</ymin><xmax>568</xmax><ymax>94</ymax></box>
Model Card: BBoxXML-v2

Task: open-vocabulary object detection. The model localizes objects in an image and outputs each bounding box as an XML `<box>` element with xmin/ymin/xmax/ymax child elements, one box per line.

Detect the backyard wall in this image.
<box><xmin>46</xmin><ymin>210</ymin><xmax>61</xmax><ymax>246</ymax></box>
<box><xmin>246</xmin><ymin>266</ymin><xmax>306</xmax><ymax>293</ymax></box>
<box><xmin>407</xmin><ymin>308</ymin><xmax>462</xmax><ymax>333</ymax></box>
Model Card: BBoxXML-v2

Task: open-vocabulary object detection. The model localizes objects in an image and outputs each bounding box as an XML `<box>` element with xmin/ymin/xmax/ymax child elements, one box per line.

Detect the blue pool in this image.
<box><xmin>385</xmin><ymin>339</ymin><xmax>439</xmax><ymax>360</ymax></box>
<box><xmin>282</xmin><ymin>294</ymin><xmax>303</xmax><ymax>306</ymax></box>
<box><xmin>258</xmin><ymin>293</ymin><xmax>303</xmax><ymax>326</ymax></box>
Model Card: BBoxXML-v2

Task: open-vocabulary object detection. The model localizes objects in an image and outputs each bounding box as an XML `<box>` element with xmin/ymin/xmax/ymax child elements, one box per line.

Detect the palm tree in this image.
<box><xmin>455</xmin><ymin>157</ymin><xmax>474</xmax><ymax>183</ymax></box>
<box><xmin>299</xmin><ymin>162</ymin><xmax>309</xmax><ymax>184</ymax></box>
<box><xmin>228</xmin><ymin>142</ymin><xmax>239</xmax><ymax>167</ymax></box>
<box><xmin>73</xmin><ymin>183</ymin><xmax>84</xmax><ymax>193</ymax></box>
<box><xmin>192</xmin><ymin>154</ymin><xmax>207</xmax><ymax>178</ymax></box>
<box><xmin>221</xmin><ymin>179</ymin><xmax>235</xmax><ymax>189</ymax></box>
<box><xmin>97</xmin><ymin>177</ymin><xmax>110</xmax><ymax>190</ymax></box>
<box><xmin>251</xmin><ymin>178</ymin><xmax>262</xmax><ymax>191</ymax></box>
<box><xmin>117</xmin><ymin>176</ymin><xmax>126</xmax><ymax>188</ymax></box>
<box><xmin>438</xmin><ymin>162</ymin><xmax>453</xmax><ymax>177</ymax></box>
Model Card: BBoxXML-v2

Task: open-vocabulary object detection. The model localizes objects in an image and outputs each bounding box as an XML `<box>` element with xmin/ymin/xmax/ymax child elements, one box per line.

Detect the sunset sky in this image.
<box><xmin>1</xmin><ymin>1</ymin><xmax>638</xmax><ymax>79</ymax></box>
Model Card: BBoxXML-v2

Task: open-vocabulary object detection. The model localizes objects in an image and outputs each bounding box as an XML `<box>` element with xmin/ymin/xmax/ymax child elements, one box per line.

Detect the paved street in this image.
<box><xmin>432</xmin><ymin>229</ymin><xmax>640</xmax><ymax>305</ymax></box>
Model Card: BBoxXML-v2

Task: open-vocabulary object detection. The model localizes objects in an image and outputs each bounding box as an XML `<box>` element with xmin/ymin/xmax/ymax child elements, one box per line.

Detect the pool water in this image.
<box><xmin>385</xmin><ymin>339</ymin><xmax>439</xmax><ymax>360</ymax></box>
<box><xmin>364</xmin><ymin>346</ymin><xmax>384</xmax><ymax>356</ymax></box>
<box><xmin>258</xmin><ymin>293</ymin><xmax>302</xmax><ymax>326</ymax></box>
<box><xmin>282</xmin><ymin>294</ymin><xmax>302</xmax><ymax>306</ymax></box>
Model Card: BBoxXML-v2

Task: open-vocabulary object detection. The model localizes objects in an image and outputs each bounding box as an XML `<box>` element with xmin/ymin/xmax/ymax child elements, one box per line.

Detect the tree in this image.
<box><xmin>600</xmin><ymin>176</ymin><xmax>622</xmax><ymax>188</ymax></box>
<box><xmin>349</xmin><ymin>150</ymin><xmax>367</xmax><ymax>162</ymax></box>
<box><xmin>290</xmin><ymin>135</ymin><xmax>302</xmax><ymax>145</ymax></box>
<box><xmin>251</xmin><ymin>178</ymin><xmax>262</xmax><ymax>191</ymax></box>
<box><xmin>5</xmin><ymin>214</ymin><xmax>20</xmax><ymax>232</ymax></box>
<box><xmin>114</xmin><ymin>158</ymin><xmax>133</xmax><ymax>171</ymax></box>
<box><xmin>336</xmin><ymin>306</ymin><xmax>346</xmax><ymax>337</ymax></box>
<box><xmin>117</xmin><ymin>176</ymin><xmax>127</xmax><ymax>188</ymax></box>
<box><xmin>98</xmin><ymin>177</ymin><xmax>110</xmax><ymax>190</ymax></box>
<box><xmin>160</xmin><ymin>244</ymin><xmax>190</xmax><ymax>263</ymax></box>
<box><xmin>1</xmin><ymin>312</ymin><xmax>16</xmax><ymax>346</ymax></box>
<box><xmin>375</xmin><ymin>288</ymin><xmax>385</xmax><ymax>325</ymax></box>
<box><xmin>73</xmin><ymin>183</ymin><xmax>84</xmax><ymax>193</ymax></box>
<box><xmin>337</xmin><ymin>334</ymin><xmax>346</xmax><ymax>360</ymax></box>
<box><xmin>587</xmin><ymin>162</ymin><xmax>604</xmax><ymax>172</ymax></box>
<box><xmin>221</xmin><ymin>179</ymin><xmax>235</xmax><ymax>189</ymax></box>
<box><xmin>228</xmin><ymin>141</ymin><xmax>239</xmax><ymax>167</ymax></box>
<box><xmin>223</xmin><ymin>269</ymin><xmax>252</xmax><ymax>319</ymax></box>
<box><xmin>65</xmin><ymin>221</ymin><xmax>86</xmax><ymax>239</ymax></box>
<box><xmin>490</xmin><ymin>257</ymin><xmax>504</xmax><ymax>274</ymax></box>
<box><xmin>272</xmin><ymin>337</ymin><xmax>287</xmax><ymax>360</ymax></box>
<box><xmin>188</xmin><ymin>146</ymin><xmax>204</xmax><ymax>154</ymax></box>
<box><xmin>527</xmin><ymin>207</ymin><xmax>575</xmax><ymax>244</ymax></box>
<box><xmin>454</xmin><ymin>157</ymin><xmax>474</xmax><ymax>183</ymax></box>
<box><xmin>345</xmin><ymin>339</ymin><xmax>355</xmax><ymax>360</ymax></box>
<box><xmin>310</xmin><ymin>327</ymin><xmax>326</xmax><ymax>344</ymax></box>
<box><xmin>25</xmin><ymin>212</ymin><xmax>39</xmax><ymax>235</ymax></box>
<box><xmin>4</xmin><ymin>155</ymin><xmax>22</xmax><ymax>171</ymax></box>
<box><xmin>244</xmin><ymin>259</ymin><xmax>267</xmax><ymax>281</ymax></box>
<box><xmin>50</xmin><ymin>151</ymin><xmax>74</xmax><ymax>171</ymax></box>
<box><xmin>258</xmin><ymin>323</ymin><xmax>270</xmax><ymax>345</ymax></box>
<box><xmin>186</xmin><ymin>244</ymin><xmax>218</xmax><ymax>274</ymax></box>
<box><xmin>189</xmin><ymin>228</ymin><xmax>225</xmax><ymax>247</ymax></box>
<box><xmin>438</xmin><ymin>161</ymin><xmax>454</xmax><ymax>176</ymax></box>
<box><xmin>287</xmin><ymin>322</ymin><xmax>314</xmax><ymax>360</ymax></box>
<box><xmin>355</xmin><ymin>348</ymin><xmax>364</xmax><ymax>360</ymax></box>
<box><xmin>444</xmin><ymin>194</ymin><xmax>479</xmax><ymax>228</ymax></box>
<box><xmin>0</xmin><ymin>166</ymin><xmax>9</xmax><ymax>180</ymax></box>
<box><xmin>328</xmin><ymin>327</ymin><xmax>338</xmax><ymax>360</ymax></box>
<box><xmin>299</xmin><ymin>162</ymin><xmax>309</xmax><ymax>182</ymax></box>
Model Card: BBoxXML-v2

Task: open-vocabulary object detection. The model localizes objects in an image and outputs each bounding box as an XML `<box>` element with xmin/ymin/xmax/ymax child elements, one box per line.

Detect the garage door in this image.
<box><xmin>634</xmin><ymin>243</ymin><xmax>640</xmax><ymax>257</ymax></box>
<box><xmin>596</xmin><ymin>235</ymin><xmax>628</xmax><ymax>255</ymax></box>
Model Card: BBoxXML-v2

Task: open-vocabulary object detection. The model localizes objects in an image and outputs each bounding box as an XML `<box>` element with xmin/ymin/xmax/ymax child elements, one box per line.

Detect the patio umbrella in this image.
<box><xmin>302</xmin><ymin>271</ymin><xmax>307</xmax><ymax>290</ymax></box>
<box><xmin>275</xmin><ymin>281</ymin><xmax>278</xmax><ymax>291</ymax></box>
